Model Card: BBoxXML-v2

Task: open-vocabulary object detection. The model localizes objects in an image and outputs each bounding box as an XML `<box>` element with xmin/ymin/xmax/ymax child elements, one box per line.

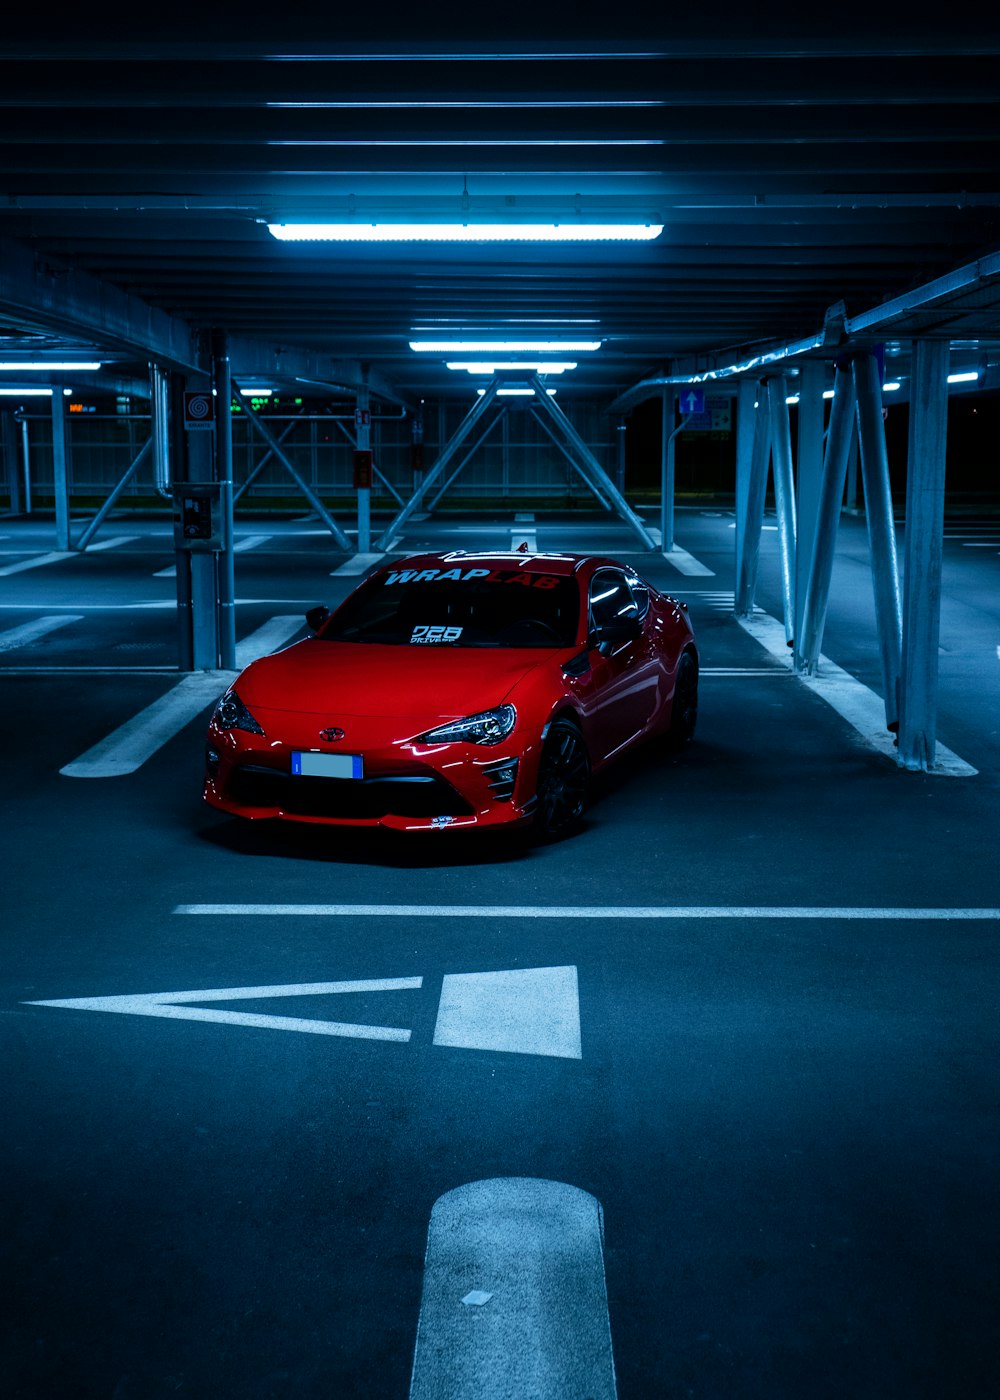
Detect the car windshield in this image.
<box><xmin>322</xmin><ymin>565</ymin><xmax>581</xmax><ymax>647</ymax></box>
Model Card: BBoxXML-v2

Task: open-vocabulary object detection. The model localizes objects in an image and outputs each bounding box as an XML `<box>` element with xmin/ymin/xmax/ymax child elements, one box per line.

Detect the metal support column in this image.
<box><xmin>77</xmin><ymin>439</ymin><xmax>152</xmax><ymax>551</ymax></box>
<box><xmin>528</xmin><ymin>403</ymin><xmax>613</xmax><ymax>510</ymax></box>
<box><xmin>375</xmin><ymin>382</ymin><xmax>501</xmax><ymax>549</ymax></box>
<box><xmin>660</xmin><ymin>392</ymin><xmax>675</xmax><ymax>553</ymax></box>
<box><xmin>734</xmin><ymin>379</ymin><xmax>757</xmax><ymax>591</ymax></box>
<box><xmin>356</xmin><ymin>374</ymin><xmax>371</xmax><ymax>554</ymax></box>
<box><xmin>426</xmin><ymin>409</ymin><xmax>507</xmax><ymax>513</ymax></box>
<box><xmin>797</xmin><ymin>365</ymin><xmax>855</xmax><ymax>672</ymax></box>
<box><xmin>615</xmin><ymin>416</ymin><xmax>627</xmax><ymax>495</ymax></box>
<box><xmin>529</xmin><ymin>375</ymin><xmax>655</xmax><ymax>549</ymax></box>
<box><xmin>151</xmin><ymin>364</ymin><xmax>172</xmax><ymax>500</ymax></box>
<box><xmin>735</xmin><ymin>385</ymin><xmax>770</xmax><ymax>616</ymax></box>
<box><xmin>2</xmin><ymin>410</ymin><xmax>22</xmax><ymax>514</ymax></box>
<box><xmin>21</xmin><ymin>417</ymin><xmax>32</xmax><ymax>513</ymax></box>
<box><xmin>213</xmin><ymin>333</ymin><xmax>236</xmax><ymax>670</ymax></box>
<box><xmin>767</xmin><ymin>378</ymin><xmax>797</xmax><ymax>645</ymax></box>
<box><xmin>51</xmin><ymin>391</ymin><xmax>70</xmax><ymax>550</ymax></box>
<box><xmin>898</xmin><ymin>339</ymin><xmax>949</xmax><ymax>770</ymax></box>
<box><xmin>853</xmin><ymin>353</ymin><xmax>903</xmax><ymax>731</ymax></box>
<box><xmin>793</xmin><ymin>363</ymin><xmax>826</xmax><ymax>664</ymax></box>
<box><xmin>233</xmin><ymin>378</ymin><xmax>351</xmax><ymax>551</ymax></box>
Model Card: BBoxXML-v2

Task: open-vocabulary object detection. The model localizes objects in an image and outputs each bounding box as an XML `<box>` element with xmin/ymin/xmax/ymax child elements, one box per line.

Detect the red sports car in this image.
<box><xmin>203</xmin><ymin>551</ymin><xmax>697</xmax><ymax>837</ymax></box>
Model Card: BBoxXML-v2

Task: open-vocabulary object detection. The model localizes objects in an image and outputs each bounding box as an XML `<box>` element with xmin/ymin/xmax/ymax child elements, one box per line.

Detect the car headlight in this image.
<box><xmin>417</xmin><ymin>704</ymin><xmax>516</xmax><ymax>747</ymax></box>
<box><xmin>213</xmin><ymin>689</ymin><xmax>265</xmax><ymax>735</ymax></box>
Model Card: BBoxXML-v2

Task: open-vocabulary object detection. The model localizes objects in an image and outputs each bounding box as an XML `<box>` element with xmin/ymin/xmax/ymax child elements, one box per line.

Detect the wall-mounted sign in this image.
<box><xmin>183</xmin><ymin>391</ymin><xmax>215</xmax><ymax>431</ymax></box>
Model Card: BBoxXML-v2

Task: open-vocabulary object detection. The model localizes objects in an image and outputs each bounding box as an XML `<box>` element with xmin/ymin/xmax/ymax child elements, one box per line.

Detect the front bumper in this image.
<box><xmin>203</xmin><ymin>715</ymin><xmax>540</xmax><ymax>831</ymax></box>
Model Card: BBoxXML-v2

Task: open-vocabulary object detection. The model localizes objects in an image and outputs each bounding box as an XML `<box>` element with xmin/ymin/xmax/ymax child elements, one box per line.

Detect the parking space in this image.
<box><xmin>3</xmin><ymin>507</ymin><xmax>999</xmax><ymax>1399</ymax></box>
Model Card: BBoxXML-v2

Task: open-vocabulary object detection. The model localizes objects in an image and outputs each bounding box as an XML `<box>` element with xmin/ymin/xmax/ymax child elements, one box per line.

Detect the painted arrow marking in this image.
<box><xmin>26</xmin><ymin>966</ymin><xmax>582</xmax><ymax>1059</ymax></box>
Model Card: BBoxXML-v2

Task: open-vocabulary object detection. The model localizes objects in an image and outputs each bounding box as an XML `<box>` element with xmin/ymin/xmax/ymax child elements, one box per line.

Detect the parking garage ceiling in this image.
<box><xmin>2</xmin><ymin>8</ymin><xmax>1000</xmax><ymax>404</ymax></box>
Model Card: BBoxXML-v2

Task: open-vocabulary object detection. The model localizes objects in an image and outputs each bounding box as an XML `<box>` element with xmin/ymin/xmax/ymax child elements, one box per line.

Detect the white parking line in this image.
<box><xmin>736</xmin><ymin>610</ymin><xmax>977</xmax><ymax>777</ymax></box>
<box><xmin>514</xmin><ymin>512</ymin><xmax>535</xmax><ymax>523</ymax></box>
<box><xmin>174</xmin><ymin>903</ymin><xmax>1000</xmax><ymax>919</ymax></box>
<box><xmin>155</xmin><ymin>534</ymin><xmax>274</xmax><ymax>577</ymax></box>
<box><xmin>331</xmin><ymin>551</ymin><xmax>388</xmax><ymax>576</ymax></box>
<box><xmin>59</xmin><ymin>616</ymin><xmax>303</xmax><ymax>777</ymax></box>
<box><xmin>434</xmin><ymin>967</ymin><xmax>581</xmax><ymax>1060</ymax></box>
<box><xmin>510</xmin><ymin>531</ymin><xmax>537</xmax><ymax>552</ymax></box>
<box><xmin>662</xmin><ymin>545</ymin><xmax>715</xmax><ymax>577</ymax></box>
<box><xmin>0</xmin><ymin>614</ymin><xmax>83</xmax><ymax>652</ymax></box>
<box><xmin>0</xmin><ymin>551</ymin><xmax>72</xmax><ymax>577</ymax></box>
<box><xmin>409</xmin><ymin>1179</ymin><xmax>616</xmax><ymax>1400</ymax></box>
<box><xmin>84</xmin><ymin>535</ymin><xmax>140</xmax><ymax>552</ymax></box>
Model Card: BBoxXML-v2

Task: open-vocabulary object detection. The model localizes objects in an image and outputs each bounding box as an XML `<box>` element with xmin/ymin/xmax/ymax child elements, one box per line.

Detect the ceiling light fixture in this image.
<box><xmin>411</xmin><ymin>340</ymin><xmax>600</xmax><ymax>353</ymax></box>
<box><xmin>269</xmin><ymin>223</ymin><xmax>662</xmax><ymax>243</ymax></box>
<box><xmin>446</xmin><ymin>362</ymin><xmax>577</xmax><ymax>374</ymax></box>
<box><xmin>947</xmin><ymin>371</ymin><xmax>979</xmax><ymax>384</ymax></box>
<box><xmin>478</xmin><ymin>387</ymin><xmax>557</xmax><ymax>396</ymax></box>
<box><xmin>0</xmin><ymin>362</ymin><xmax>101</xmax><ymax>371</ymax></box>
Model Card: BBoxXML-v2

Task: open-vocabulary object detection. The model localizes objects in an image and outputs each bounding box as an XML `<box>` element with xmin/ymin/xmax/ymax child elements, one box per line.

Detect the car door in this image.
<box><xmin>584</xmin><ymin>569</ymin><xmax>657</xmax><ymax>760</ymax></box>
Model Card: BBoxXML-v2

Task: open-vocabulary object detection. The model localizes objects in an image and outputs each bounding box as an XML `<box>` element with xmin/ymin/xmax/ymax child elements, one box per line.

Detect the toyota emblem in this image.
<box><xmin>319</xmin><ymin>726</ymin><xmax>345</xmax><ymax>742</ymax></box>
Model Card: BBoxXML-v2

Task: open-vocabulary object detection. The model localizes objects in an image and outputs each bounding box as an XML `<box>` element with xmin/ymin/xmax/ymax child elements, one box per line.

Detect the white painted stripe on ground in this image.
<box><xmin>60</xmin><ymin>670</ymin><xmax>237</xmax><ymax>777</ymax></box>
<box><xmin>28</xmin><ymin>976</ymin><xmax>422</xmax><ymax>1043</ymax></box>
<box><xmin>409</xmin><ymin>1179</ymin><xmax>616</xmax><ymax>1400</ymax></box>
<box><xmin>0</xmin><ymin>614</ymin><xmax>83</xmax><ymax>652</ymax></box>
<box><xmin>153</xmin><ymin>564</ymin><xmax>176</xmax><ymax>578</ymax></box>
<box><xmin>84</xmin><ymin>535</ymin><xmax>139</xmax><ymax>552</ymax></box>
<box><xmin>510</xmin><ymin>531</ymin><xmax>537</xmax><ymax>552</ymax></box>
<box><xmin>514</xmin><ymin>512</ymin><xmax>535</xmax><ymax>522</ymax></box>
<box><xmin>736</xmin><ymin>610</ymin><xmax>977</xmax><ymax>777</ymax></box>
<box><xmin>646</xmin><ymin>525</ymin><xmax>663</xmax><ymax>545</ymax></box>
<box><xmin>174</xmin><ymin>903</ymin><xmax>1000</xmax><ymax>920</ymax></box>
<box><xmin>0</xmin><ymin>551</ymin><xmax>73</xmax><ymax>577</ymax></box>
<box><xmin>330</xmin><ymin>551</ymin><xmax>387</xmax><ymax>576</ymax></box>
<box><xmin>3</xmin><ymin>667</ymin><xmax>177</xmax><ymax>676</ymax></box>
<box><xmin>662</xmin><ymin>545</ymin><xmax>715</xmax><ymax>577</ymax></box>
<box><xmin>433</xmin><ymin>967</ymin><xmax>581</xmax><ymax>1060</ymax></box>
<box><xmin>234</xmin><ymin>615</ymin><xmax>303</xmax><ymax>668</ymax></box>
<box><xmin>701</xmin><ymin>667</ymin><xmax>791</xmax><ymax>676</ymax></box>
<box><xmin>155</xmin><ymin>535</ymin><xmax>273</xmax><ymax>577</ymax></box>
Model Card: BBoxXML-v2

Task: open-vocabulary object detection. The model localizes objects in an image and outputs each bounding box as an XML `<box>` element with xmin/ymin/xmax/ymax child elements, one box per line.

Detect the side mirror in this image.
<box><xmin>305</xmin><ymin>605</ymin><xmax>331</xmax><ymax>633</ymax></box>
<box><xmin>593</xmin><ymin>615</ymin><xmax>642</xmax><ymax>653</ymax></box>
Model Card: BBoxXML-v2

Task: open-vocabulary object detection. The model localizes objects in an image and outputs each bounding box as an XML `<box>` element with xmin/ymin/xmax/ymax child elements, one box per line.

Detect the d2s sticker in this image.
<box><xmin>411</xmin><ymin>625</ymin><xmax>463</xmax><ymax>644</ymax></box>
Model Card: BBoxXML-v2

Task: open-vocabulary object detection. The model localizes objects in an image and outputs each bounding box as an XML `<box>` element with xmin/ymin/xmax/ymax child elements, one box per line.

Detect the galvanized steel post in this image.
<box><xmin>853</xmin><ymin>352</ymin><xmax>903</xmax><ymax>731</ymax></box>
<box><xmin>734</xmin><ymin>379</ymin><xmax>757</xmax><ymax>592</ymax></box>
<box><xmin>735</xmin><ymin>384</ymin><xmax>770</xmax><ymax>616</ymax></box>
<box><xmin>2</xmin><ymin>410</ymin><xmax>21</xmax><ymax>514</ymax></box>
<box><xmin>793</xmin><ymin>362</ymin><xmax>826</xmax><ymax>663</ymax></box>
<box><xmin>51</xmin><ymin>389</ymin><xmax>70</xmax><ymax>550</ymax></box>
<box><xmin>213</xmin><ymin>333</ymin><xmax>236</xmax><ymax>670</ymax></box>
<box><xmin>796</xmin><ymin>364</ymin><xmax>855</xmax><ymax>673</ymax></box>
<box><xmin>767</xmin><ymin>377</ymin><xmax>797</xmax><ymax>646</ymax></box>
<box><xmin>659</xmin><ymin>390</ymin><xmax>676</xmax><ymax>553</ymax></box>
<box><xmin>898</xmin><ymin>339</ymin><xmax>949</xmax><ymax>770</ymax></box>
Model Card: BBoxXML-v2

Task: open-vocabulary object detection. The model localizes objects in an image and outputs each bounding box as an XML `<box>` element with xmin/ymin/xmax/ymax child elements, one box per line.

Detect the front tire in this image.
<box><xmin>666</xmin><ymin>651</ymin><xmax>698</xmax><ymax>748</ymax></box>
<box><xmin>533</xmin><ymin>719</ymin><xmax>590</xmax><ymax>840</ymax></box>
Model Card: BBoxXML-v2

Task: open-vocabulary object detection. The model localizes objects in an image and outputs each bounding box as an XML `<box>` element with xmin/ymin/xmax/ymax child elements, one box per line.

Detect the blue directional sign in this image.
<box><xmin>679</xmin><ymin>388</ymin><xmax>706</xmax><ymax>414</ymax></box>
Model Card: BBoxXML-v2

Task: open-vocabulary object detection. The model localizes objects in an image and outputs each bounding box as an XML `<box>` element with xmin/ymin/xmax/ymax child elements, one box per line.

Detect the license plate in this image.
<box><xmin>291</xmin><ymin>751</ymin><xmax>363</xmax><ymax>780</ymax></box>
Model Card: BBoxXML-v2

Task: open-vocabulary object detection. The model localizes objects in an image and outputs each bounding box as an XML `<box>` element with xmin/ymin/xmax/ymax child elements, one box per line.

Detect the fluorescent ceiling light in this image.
<box><xmin>238</xmin><ymin>387</ymin><xmax>273</xmax><ymax>396</ymax></box>
<box><xmin>479</xmin><ymin>387</ymin><xmax>557</xmax><ymax>396</ymax></box>
<box><xmin>412</xmin><ymin>340</ymin><xmax>601</xmax><ymax>353</ymax></box>
<box><xmin>785</xmin><ymin>395</ymin><xmax>800</xmax><ymax>405</ymax></box>
<box><xmin>823</xmin><ymin>389</ymin><xmax>835</xmax><ymax>399</ymax></box>
<box><xmin>882</xmin><ymin>382</ymin><xmax>901</xmax><ymax>392</ymax></box>
<box><xmin>947</xmin><ymin>371</ymin><xmax>979</xmax><ymax>384</ymax></box>
<box><xmin>269</xmin><ymin>223</ymin><xmax>662</xmax><ymax>242</ymax></box>
<box><xmin>446</xmin><ymin>362</ymin><xmax>577</xmax><ymax>374</ymax></box>
<box><xmin>0</xmin><ymin>361</ymin><xmax>98</xmax><ymax>374</ymax></box>
<box><xmin>0</xmin><ymin>387</ymin><xmax>62</xmax><ymax>396</ymax></box>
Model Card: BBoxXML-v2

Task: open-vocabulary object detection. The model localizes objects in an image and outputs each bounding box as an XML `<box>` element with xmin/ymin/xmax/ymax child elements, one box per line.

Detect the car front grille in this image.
<box><xmin>229</xmin><ymin>764</ymin><xmax>474</xmax><ymax>819</ymax></box>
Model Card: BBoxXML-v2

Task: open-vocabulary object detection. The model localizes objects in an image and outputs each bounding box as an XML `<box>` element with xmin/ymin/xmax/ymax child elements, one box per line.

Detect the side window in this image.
<box><xmin>589</xmin><ymin>571</ymin><xmax>639</xmax><ymax>630</ymax></box>
<box><xmin>624</xmin><ymin>571</ymin><xmax>650</xmax><ymax>619</ymax></box>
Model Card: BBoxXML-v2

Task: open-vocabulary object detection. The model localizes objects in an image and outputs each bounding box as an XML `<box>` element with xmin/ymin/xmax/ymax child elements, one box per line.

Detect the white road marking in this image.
<box><xmin>330</xmin><ymin>551</ymin><xmax>388</xmax><ymax>576</ymax></box>
<box><xmin>646</xmin><ymin>525</ymin><xmax>663</xmax><ymax>545</ymax></box>
<box><xmin>156</xmin><ymin>534</ymin><xmax>274</xmax><ymax>576</ymax></box>
<box><xmin>153</xmin><ymin>565</ymin><xmax>176</xmax><ymax>578</ymax></box>
<box><xmin>3</xmin><ymin>666</ymin><xmax>178</xmax><ymax>676</ymax></box>
<box><xmin>514</xmin><ymin>512</ymin><xmax>535</xmax><ymax>523</ymax></box>
<box><xmin>662</xmin><ymin>545</ymin><xmax>715</xmax><ymax>577</ymax></box>
<box><xmin>0</xmin><ymin>551</ymin><xmax>73</xmax><ymax>577</ymax></box>
<box><xmin>60</xmin><ymin>616</ymin><xmax>304</xmax><ymax>777</ymax></box>
<box><xmin>700</xmin><ymin>667</ymin><xmax>790</xmax><ymax>676</ymax></box>
<box><xmin>433</xmin><ymin>967</ymin><xmax>581</xmax><ymax>1060</ymax></box>
<box><xmin>736</xmin><ymin>610</ymin><xmax>977</xmax><ymax>777</ymax></box>
<box><xmin>174</xmin><ymin>903</ymin><xmax>1000</xmax><ymax>920</ymax></box>
<box><xmin>234</xmin><ymin>614</ymin><xmax>302</xmax><ymax>668</ymax></box>
<box><xmin>510</xmin><ymin>531</ymin><xmax>537</xmax><ymax>552</ymax></box>
<box><xmin>59</xmin><ymin>670</ymin><xmax>237</xmax><ymax>778</ymax></box>
<box><xmin>27</xmin><ymin>977</ymin><xmax>422</xmax><ymax>1042</ymax></box>
<box><xmin>84</xmin><ymin>535</ymin><xmax>140</xmax><ymax>552</ymax></box>
<box><xmin>0</xmin><ymin>614</ymin><xmax>83</xmax><ymax>652</ymax></box>
<box><xmin>960</xmin><ymin>541</ymin><xmax>1000</xmax><ymax>547</ymax></box>
<box><xmin>409</xmin><ymin>1179</ymin><xmax>616</xmax><ymax>1400</ymax></box>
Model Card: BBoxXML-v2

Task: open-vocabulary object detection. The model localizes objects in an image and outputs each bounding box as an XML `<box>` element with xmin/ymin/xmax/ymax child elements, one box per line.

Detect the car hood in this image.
<box><xmin>237</xmin><ymin>638</ymin><xmax>553</xmax><ymax>720</ymax></box>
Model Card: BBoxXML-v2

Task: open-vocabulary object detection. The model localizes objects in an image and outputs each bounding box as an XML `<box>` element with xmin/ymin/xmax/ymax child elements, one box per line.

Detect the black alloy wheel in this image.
<box><xmin>534</xmin><ymin>718</ymin><xmax>591</xmax><ymax>839</ymax></box>
<box><xmin>666</xmin><ymin>651</ymin><xmax>699</xmax><ymax>747</ymax></box>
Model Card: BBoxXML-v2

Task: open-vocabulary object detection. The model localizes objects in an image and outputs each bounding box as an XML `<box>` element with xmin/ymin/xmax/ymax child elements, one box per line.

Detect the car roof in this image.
<box><xmin>382</xmin><ymin>551</ymin><xmax>631</xmax><ymax>578</ymax></box>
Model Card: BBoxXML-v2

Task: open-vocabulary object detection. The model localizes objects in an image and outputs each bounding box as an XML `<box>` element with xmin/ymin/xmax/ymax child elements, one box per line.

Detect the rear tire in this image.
<box><xmin>533</xmin><ymin>719</ymin><xmax>590</xmax><ymax>840</ymax></box>
<box><xmin>666</xmin><ymin>651</ymin><xmax>698</xmax><ymax>748</ymax></box>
